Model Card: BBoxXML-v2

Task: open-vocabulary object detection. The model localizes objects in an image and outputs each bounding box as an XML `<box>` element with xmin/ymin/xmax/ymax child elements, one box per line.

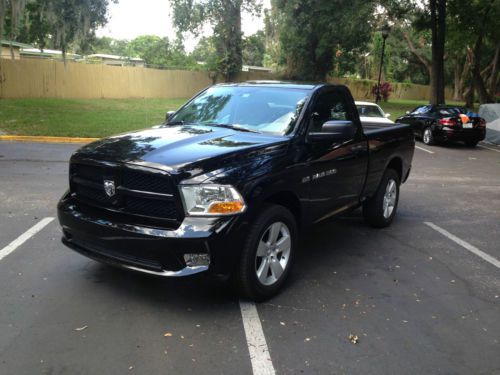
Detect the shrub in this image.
<box><xmin>372</xmin><ymin>82</ymin><xmax>393</xmax><ymax>102</ymax></box>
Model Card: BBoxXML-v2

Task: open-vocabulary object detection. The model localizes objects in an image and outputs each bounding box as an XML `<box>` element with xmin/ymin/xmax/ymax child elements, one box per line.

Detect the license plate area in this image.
<box><xmin>463</xmin><ymin>123</ymin><xmax>473</xmax><ymax>129</ymax></box>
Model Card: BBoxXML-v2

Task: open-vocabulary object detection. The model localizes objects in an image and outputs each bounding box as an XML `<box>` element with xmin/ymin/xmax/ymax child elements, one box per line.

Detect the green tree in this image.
<box><xmin>170</xmin><ymin>0</ymin><xmax>262</xmax><ymax>81</ymax></box>
<box><xmin>1</xmin><ymin>0</ymin><xmax>116</xmax><ymax>59</ymax></box>
<box><xmin>128</xmin><ymin>35</ymin><xmax>170</xmax><ymax>66</ymax></box>
<box><xmin>191</xmin><ymin>36</ymin><xmax>218</xmax><ymax>70</ymax></box>
<box><xmin>448</xmin><ymin>0</ymin><xmax>499</xmax><ymax>105</ymax></box>
<box><xmin>262</xmin><ymin>4</ymin><xmax>283</xmax><ymax>70</ymax></box>
<box><xmin>273</xmin><ymin>0</ymin><xmax>376</xmax><ymax>80</ymax></box>
<box><xmin>86</xmin><ymin>36</ymin><xmax>130</xmax><ymax>56</ymax></box>
<box><xmin>242</xmin><ymin>31</ymin><xmax>265</xmax><ymax>66</ymax></box>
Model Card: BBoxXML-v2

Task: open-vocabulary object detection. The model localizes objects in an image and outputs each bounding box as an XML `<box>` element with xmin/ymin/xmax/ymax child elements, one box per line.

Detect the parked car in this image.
<box><xmin>58</xmin><ymin>82</ymin><xmax>415</xmax><ymax>301</ymax></box>
<box><xmin>396</xmin><ymin>105</ymin><xmax>486</xmax><ymax>147</ymax></box>
<box><xmin>356</xmin><ymin>101</ymin><xmax>394</xmax><ymax>127</ymax></box>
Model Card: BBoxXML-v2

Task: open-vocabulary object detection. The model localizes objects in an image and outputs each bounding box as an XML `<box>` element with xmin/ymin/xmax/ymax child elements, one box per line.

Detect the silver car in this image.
<box><xmin>356</xmin><ymin>101</ymin><xmax>394</xmax><ymax>126</ymax></box>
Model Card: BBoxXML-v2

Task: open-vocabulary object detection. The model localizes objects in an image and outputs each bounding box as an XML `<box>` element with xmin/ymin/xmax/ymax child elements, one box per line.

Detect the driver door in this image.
<box><xmin>305</xmin><ymin>87</ymin><xmax>369</xmax><ymax>222</ymax></box>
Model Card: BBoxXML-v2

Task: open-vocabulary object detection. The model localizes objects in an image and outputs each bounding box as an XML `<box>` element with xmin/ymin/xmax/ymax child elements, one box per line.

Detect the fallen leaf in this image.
<box><xmin>74</xmin><ymin>325</ymin><xmax>88</xmax><ymax>331</ymax></box>
<box><xmin>348</xmin><ymin>334</ymin><xmax>359</xmax><ymax>344</ymax></box>
<box><xmin>164</xmin><ymin>332</ymin><xmax>173</xmax><ymax>337</ymax></box>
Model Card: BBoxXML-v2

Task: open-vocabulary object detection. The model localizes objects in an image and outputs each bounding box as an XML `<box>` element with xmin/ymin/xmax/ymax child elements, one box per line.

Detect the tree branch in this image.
<box><xmin>403</xmin><ymin>32</ymin><xmax>431</xmax><ymax>76</ymax></box>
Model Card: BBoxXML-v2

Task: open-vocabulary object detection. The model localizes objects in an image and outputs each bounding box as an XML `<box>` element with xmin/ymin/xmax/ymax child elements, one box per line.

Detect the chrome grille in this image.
<box><xmin>70</xmin><ymin>162</ymin><xmax>179</xmax><ymax>222</ymax></box>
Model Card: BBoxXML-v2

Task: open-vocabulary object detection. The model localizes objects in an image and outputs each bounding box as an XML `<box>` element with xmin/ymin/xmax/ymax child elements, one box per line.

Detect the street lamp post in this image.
<box><xmin>376</xmin><ymin>24</ymin><xmax>391</xmax><ymax>103</ymax></box>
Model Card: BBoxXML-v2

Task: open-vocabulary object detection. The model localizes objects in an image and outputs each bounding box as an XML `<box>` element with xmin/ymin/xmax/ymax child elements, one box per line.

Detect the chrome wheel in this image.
<box><xmin>423</xmin><ymin>128</ymin><xmax>431</xmax><ymax>144</ymax></box>
<box><xmin>383</xmin><ymin>179</ymin><xmax>397</xmax><ymax>219</ymax></box>
<box><xmin>255</xmin><ymin>222</ymin><xmax>291</xmax><ymax>286</ymax></box>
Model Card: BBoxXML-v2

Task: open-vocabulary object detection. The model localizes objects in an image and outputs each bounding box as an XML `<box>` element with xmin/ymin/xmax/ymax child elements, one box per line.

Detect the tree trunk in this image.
<box><xmin>488</xmin><ymin>42</ymin><xmax>499</xmax><ymax>97</ymax></box>
<box><xmin>226</xmin><ymin>2</ymin><xmax>242</xmax><ymax>82</ymax></box>
<box><xmin>215</xmin><ymin>0</ymin><xmax>243</xmax><ymax>82</ymax></box>
<box><xmin>472</xmin><ymin>36</ymin><xmax>493</xmax><ymax>103</ymax></box>
<box><xmin>468</xmin><ymin>0</ymin><xmax>495</xmax><ymax>104</ymax></box>
<box><xmin>453</xmin><ymin>56</ymin><xmax>462</xmax><ymax>101</ymax></box>
<box><xmin>430</xmin><ymin>0</ymin><xmax>446</xmax><ymax>105</ymax></box>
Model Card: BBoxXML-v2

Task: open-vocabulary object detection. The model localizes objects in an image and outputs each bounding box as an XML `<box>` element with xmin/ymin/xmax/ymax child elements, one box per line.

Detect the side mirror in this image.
<box><xmin>166</xmin><ymin>110</ymin><xmax>176</xmax><ymax>122</ymax></box>
<box><xmin>308</xmin><ymin>120</ymin><xmax>356</xmax><ymax>142</ymax></box>
<box><xmin>385</xmin><ymin>113</ymin><xmax>391</xmax><ymax>118</ymax></box>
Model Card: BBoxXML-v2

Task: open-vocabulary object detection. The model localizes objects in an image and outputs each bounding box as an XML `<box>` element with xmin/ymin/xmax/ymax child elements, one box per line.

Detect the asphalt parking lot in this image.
<box><xmin>1</xmin><ymin>140</ymin><xmax>499</xmax><ymax>375</ymax></box>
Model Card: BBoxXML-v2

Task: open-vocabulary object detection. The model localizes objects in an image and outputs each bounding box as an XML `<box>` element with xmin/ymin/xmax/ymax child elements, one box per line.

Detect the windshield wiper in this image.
<box><xmin>202</xmin><ymin>123</ymin><xmax>261</xmax><ymax>134</ymax></box>
<box><xmin>167</xmin><ymin>120</ymin><xmax>190</xmax><ymax>125</ymax></box>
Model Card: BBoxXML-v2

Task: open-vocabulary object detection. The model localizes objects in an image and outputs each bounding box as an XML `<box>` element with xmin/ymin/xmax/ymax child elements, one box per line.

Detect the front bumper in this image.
<box><xmin>57</xmin><ymin>193</ymin><xmax>246</xmax><ymax>278</ymax></box>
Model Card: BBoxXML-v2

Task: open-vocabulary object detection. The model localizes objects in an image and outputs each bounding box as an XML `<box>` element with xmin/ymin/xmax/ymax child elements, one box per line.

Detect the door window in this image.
<box><xmin>309</xmin><ymin>90</ymin><xmax>352</xmax><ymax>133</ymax></box>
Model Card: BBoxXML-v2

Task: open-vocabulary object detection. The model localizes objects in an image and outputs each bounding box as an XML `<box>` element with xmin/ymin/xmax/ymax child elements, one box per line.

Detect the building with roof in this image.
<box><xmin>1</xmin><ymin>40</ymin><xmax>34</xmax><ymax>60</ymax></box>
<box><xmin>242</xmin><ymin>65</ymin><xmax>273</xmax><ymax>73</ymax></box>
<box><xmin>86</xmin><ymin>54</ymin><xmax>145</xmax><ymax>67</ymax></box>
<box><xmin>20</xmin><ymin>48</ymin><xmax>81</xmax><ymax>60</ymax></box>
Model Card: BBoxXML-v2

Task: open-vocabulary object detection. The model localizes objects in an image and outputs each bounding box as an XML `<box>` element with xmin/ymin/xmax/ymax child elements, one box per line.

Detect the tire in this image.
<box><xmin>464</xmin><ymin>140</ymin><xmax>478</xmax><ymax>147</ymax></box>
<box><xmin>422</xmin><ymin>126</ymin><xmax>435</xmax><ymax>145</ymax></box>
<box><xmin>363</xmin><ymin>169</ymin><xmax>400</xmax><ymax>228</ymax></box>
<box><xmin>235</xmin><ymin>204</ymin><xmax>298</xmax><ymax>301</ymax></box>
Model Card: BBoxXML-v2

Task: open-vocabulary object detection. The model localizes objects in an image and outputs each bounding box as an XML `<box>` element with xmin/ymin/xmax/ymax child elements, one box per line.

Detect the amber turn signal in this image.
<box><xmin>208</xmin><ymin>201</ymin><xmax>245</xmax><ymax>214</ymax></box>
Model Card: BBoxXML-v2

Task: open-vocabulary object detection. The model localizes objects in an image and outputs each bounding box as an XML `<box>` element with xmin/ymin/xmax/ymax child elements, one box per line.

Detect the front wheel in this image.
<box><xmin>235</xmin><ymin>204</ymin><xmax>298</xmax><ymax>301</ymax></box>
<box><xmin>422</xmin><ymin>126</ymin><xmax>435</xmax><ymax>145</ymax></box>
<box><xmin>363</xmin><ymin>169</ymin><xmax>400</xmax><ymax>228</ymax></box>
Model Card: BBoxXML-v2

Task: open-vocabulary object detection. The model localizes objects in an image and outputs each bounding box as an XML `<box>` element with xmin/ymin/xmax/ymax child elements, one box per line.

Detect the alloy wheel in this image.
<box><xmin>383</xmin><ymin>178</ymin><xmax>397</xmax><ymax>219</ymax></box>
<box><xmin>423</xmin><ymin>128</ymin><xmax>431</xmax><ymax>144</ymax></box>
<box><xmin>255</xmin><ymin>222</ymin><xmax>291</xmax><ymax>286</ymax></box>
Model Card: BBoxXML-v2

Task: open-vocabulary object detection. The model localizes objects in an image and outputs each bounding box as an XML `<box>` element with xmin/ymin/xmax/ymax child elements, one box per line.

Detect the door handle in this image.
<box><xmin>351</xmin><ymin>144</ymin><xmax>366</xmax><ymax>152</ymax></box>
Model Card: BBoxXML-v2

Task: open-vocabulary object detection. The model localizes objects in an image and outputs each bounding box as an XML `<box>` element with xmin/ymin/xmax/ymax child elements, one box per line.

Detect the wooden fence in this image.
<box><xmin>0</xmin><ymin>58</ymin><xmax>452</xmax><ymax>101</ymax></box>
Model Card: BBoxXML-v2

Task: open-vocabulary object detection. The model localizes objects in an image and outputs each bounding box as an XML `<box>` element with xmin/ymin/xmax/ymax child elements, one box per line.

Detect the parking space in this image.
<box><xmin>1</xmin><ymin>140</ymin><xmax>499</xmax><ymax>374</ymax></box>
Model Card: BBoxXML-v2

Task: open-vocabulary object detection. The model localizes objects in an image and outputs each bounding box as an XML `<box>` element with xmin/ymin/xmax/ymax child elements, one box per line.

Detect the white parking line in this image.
<box><xmin>478</xmin><ymin>144</ymin><xmax>500</xmax><ymax>153</ymax></box>
<box><xmin>425</xmin><ymin>222</ymin><xmax>500</xmax><ymax>269</ymax></box>
<box><xmin>0</xmin><ymin>217</ymin><xmax>54</xmax><ymax>262</ymax></box>
<box><xmin>239</xmin><ymin>301</ymin><xmax>276</xmax><ymax>375</ymax></box>
<box><xmin>415</xmin><ymin>145</ymin><xmax>435</xmax><ymax>154</ymax></box>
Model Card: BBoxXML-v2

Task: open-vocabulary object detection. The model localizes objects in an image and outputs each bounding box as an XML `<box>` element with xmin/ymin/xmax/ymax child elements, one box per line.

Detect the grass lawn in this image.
<box><xmin>0</xmin><ymin>97</ymin><xmax>468</xmax><ymax>138</ymax></box>
<box><xmin>0</xmin><ymin>98</ymin><xmax>188</xmax><ymax>138</ymax></box>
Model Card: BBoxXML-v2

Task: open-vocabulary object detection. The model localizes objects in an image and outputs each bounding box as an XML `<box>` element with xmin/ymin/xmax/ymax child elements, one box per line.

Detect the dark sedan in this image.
<box><xmin>396</xmin><ymin>105</ymin><xmax>486</xmax><ymax>147</ymax></box>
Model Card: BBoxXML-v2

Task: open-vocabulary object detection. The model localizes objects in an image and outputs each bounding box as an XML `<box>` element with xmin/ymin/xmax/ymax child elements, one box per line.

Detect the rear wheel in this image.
<box><xmin>422</xmin><ymin>126</ymin><xmax>435</xmax><ymax>145</ymax></box>
<box><xmin>363</xmin><ymin>169</ymin><xmax>400</xmax><ymax>228</ymax></box>
<box><xmin>236</xmin><ymin>204</ymin><xmax>297</xmax><ymax>301</ymax></box>
<box><xmin>464</xmin><ymin>140</ymin><xmax>478</xmax><ymax>147</ymax></box>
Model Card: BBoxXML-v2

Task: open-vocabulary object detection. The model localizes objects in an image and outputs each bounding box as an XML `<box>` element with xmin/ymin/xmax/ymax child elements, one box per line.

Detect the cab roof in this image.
<box><xmin>215</xmin><ymin>80</ymin><xmax>325</xmax><ymax>90</ymax></box>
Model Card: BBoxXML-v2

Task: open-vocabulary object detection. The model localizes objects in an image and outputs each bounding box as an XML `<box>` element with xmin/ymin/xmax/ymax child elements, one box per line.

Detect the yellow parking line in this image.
<box><xmin>0</xmin><ymin>135</ymin><xmax>99</xmax><ymax>144</ymax></box>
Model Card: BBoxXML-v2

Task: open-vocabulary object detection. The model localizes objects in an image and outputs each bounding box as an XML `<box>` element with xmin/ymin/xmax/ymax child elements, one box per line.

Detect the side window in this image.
<box><xmin>411</xmin><ymin>105</ymin><xmax>432</xmax><ymax>115</ymax></box>
<box><xmin>310</xmin><ymin>90</ymin><xmax>352</xmax><ymax>132</ymax></box>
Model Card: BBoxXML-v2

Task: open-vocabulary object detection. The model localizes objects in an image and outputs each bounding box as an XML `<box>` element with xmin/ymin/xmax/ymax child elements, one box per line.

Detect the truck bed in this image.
<box><xmin>361</xmin><ymin>122</ymin><xmax>415</xmax><ymax>198</ymax></box>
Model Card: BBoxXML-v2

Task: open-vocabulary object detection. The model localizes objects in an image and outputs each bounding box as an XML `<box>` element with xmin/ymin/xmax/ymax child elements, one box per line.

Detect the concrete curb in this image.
<box><xmin>0</xmin><ymin>135</ymin><xmax>99</xmax><ymax>144</ymax></box>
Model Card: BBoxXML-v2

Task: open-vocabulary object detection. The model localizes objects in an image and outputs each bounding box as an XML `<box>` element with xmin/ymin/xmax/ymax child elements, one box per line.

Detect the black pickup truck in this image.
<box><xmin>58</xmin><ymin>82</ymin><xmax>415</xmax><ymax>300</ymax></box>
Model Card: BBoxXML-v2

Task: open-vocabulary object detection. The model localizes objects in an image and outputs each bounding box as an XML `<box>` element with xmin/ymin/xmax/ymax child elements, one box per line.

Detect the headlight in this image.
<box><xmin>179</xmin><ymin>184</ymin><xmax>246</xmax><ymax>216</ymax></box>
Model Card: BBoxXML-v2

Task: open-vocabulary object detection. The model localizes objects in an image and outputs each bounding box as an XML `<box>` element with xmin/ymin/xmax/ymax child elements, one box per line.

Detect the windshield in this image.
<box><xmin>436</xmin><ymin>106</ymin><xmax>469</xmax><ymax>115</ymax></box>
<box><xmin>357</xmin><ymin>104</ymin><xmax>384</xmax><ymax>118</ymax></box>
<box><xmin>169</xmin><ymin>86</ymin><xmax>310</xmax><ymax>135</ymax></box>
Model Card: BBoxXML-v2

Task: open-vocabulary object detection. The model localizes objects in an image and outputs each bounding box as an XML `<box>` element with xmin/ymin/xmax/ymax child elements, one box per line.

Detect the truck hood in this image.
<box><xmin>73</xmin><ymin>125</ymin><xmax>288</xmax><ymax>176</ymax></box>
<box><xmin>359</xmin><ymin>116</ymin><xmax>394</xmax><ymax>124</ymax></box>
